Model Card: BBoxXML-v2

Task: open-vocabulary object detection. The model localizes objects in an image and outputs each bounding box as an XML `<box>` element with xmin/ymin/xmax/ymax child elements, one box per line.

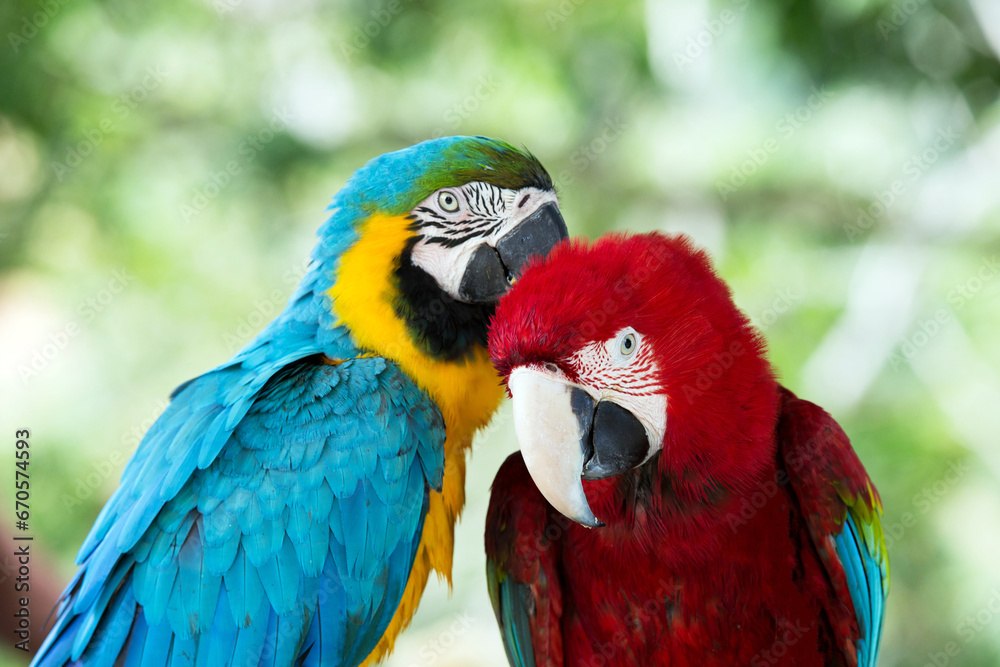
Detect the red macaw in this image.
<box><xmin>485</xmin><ymin>233</ymin><xmax>888</xmax><ymax>666</ymax></box>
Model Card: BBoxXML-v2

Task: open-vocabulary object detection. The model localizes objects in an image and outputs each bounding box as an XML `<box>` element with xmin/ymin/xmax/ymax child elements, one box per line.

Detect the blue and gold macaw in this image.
<box><xmin>34</xmin><ymin>136</ymin><xmax>567</xmax><ymax>667</ymax></box>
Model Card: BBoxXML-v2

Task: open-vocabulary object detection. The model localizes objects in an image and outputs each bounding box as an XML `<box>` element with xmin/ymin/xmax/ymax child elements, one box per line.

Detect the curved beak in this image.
<box><xmin>508</xmin><ymin>366</ymin><xmax>651</xmax><ymax>527</ymax></box>
<box><xmin>458</xmin><ymin>202</ymin><xmax>567</xmax><ymax>303</ymax></box>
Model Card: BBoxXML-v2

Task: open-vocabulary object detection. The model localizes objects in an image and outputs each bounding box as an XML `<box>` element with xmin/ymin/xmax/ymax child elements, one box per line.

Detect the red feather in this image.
<box><xmin>486</xmin><ymin>232</ymin><xmax>886</xmax><ymax>666</ymax></box>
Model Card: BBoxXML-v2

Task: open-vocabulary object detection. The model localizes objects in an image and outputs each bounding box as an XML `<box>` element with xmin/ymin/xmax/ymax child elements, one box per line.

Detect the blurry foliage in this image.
<box><xmin>2</xmin><ymin>0</ymin><xmax>1000</xmax><ymax>665</ymax></box>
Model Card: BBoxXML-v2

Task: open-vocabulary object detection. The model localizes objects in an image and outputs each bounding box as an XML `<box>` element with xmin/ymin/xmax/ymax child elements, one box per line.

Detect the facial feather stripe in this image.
<box><xmin>411</xmin><ymin>182</ymin><xmax>509</xmax><ymax>247</ymax></box>
<box><xmin>567</xmin><ymin>340</ymin><xmax>663</xmax><ymax>396</ymax></box>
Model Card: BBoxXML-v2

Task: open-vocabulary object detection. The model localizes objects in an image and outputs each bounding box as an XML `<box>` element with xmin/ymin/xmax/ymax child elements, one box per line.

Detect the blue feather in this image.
<box><xmin>89</xmin><ymin>584</ymin><xmax>137</xmax><ymax>664</ymax></box>
<box><xmin>488</xmin><ymin>559</ymin><xmax>537</xmax><ymax>667</ymax></box>
<box><xmin>194</xmin><ymin>586</ymin><xmax>237</xmax><ymax>667</ymax></box>
<box><xmin>238</xmin><ymin>494</ymin><xmax>264</xmax><ymax>536</ymax></box>
<box><xmin>256</xmin><ymin>536</ymin><xmax>302</xmax><ymax>615</ymax></box>
<box><xmin>231</xmin><ymin>610</ymin><xmax>268</xmax><ymax>666</ymax></box>
<box><xmin>834</xmin><ymin>512</ymin><xmax>887</xmax><ymax>667</ymax></box>
<box><xmin>74</xmin><ymin>518</ymin><xmax>127</xmax><ymax>611</ymax></box>
<box><xmin>117</xmin><ymin>474</ymin><xmax>172</xmax><ymax>553</ymax></box>
<box><xmin>256</xmin><ymin>611</ymin><xmax>279</xmax><ymax>667</ymax></box>
<box><xmin>243</xmin><ymin>516</ymin><xmax>285</xmax><ymax>568</ymax></box>
<box><xmin>122</xmin><ymin>610</ymin><xmax>148</xmax><ymax>667</ymax></box>
<box><xmin>201</xmin><ymin>525</ymin><xmax>240</xmax><ymax>575</ymax></box>
<box><xmin>30</xmin><ymin>136</ymin><xmax>531</xmax><ymax>667</ymax></box>
<box><xmin>132</xmin><ymin>559</ymin><xmax>178</xmax><ymax>626</ymax></box>
<box><xmin>311</xmin><ymin>547</ymin><xmax>349</xmax><ymax>665</ymax></box>
<box><xmin>168</xmin><ymin>632</ymin><xmax>196</xmax><ymax>667</ymax></box>
<box><xmin>133</xmin><ymin>615</ymin><xmax>173</xmax><ymax>667</ymax></box>
<box><xmin>223</xmin><ymin>547</ymin><xmax>266</xmax><ymax>628</ymax></box>
<box><xmin>71</xmin><ymin>559</ymin><xmax>131</xmax><ymax>658</ymax></box>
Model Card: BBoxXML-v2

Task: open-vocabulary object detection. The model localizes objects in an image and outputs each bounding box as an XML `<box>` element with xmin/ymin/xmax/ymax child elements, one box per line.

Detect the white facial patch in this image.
<box><xmin>408</xmin><ymin>183</ymin><xmax>559</xmax><ymax>299</ymax></box>
<box><xmin>566</xmin><ymin>327</ymin><xmax>668</xmax><ymax>460</ymax></box>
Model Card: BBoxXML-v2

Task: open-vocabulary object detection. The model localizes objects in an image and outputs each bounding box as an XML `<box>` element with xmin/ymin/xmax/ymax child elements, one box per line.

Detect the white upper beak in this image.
<box><xmin>508</xmin><ymin>366</ymin><xmax>603</xmax><ymax>527</ymax></box>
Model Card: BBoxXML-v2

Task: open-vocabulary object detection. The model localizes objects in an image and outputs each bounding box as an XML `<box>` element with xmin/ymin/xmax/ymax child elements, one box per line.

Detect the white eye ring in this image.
<box><xmin>437</xmin><ymin>191</ymin><xmax>460</xmax><ymax>212</ymax></box>
<box><xmin>620</xmin><ymin>333</ymin><xmax>637</xmax><ymax>356</ymax></box>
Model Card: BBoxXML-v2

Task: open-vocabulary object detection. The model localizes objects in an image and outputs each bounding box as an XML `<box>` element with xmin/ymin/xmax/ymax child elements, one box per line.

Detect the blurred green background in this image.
<box><xmin>2</xmin><ymin>0</ymin><xmax>999</xmax><ymax>664</ymax></box>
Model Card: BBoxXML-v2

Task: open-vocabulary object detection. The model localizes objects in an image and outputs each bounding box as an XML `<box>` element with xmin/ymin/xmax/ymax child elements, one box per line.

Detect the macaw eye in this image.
<box><xmin>438</xmin><ymin>191</ymin><xmax>460</xmax><ymax>212</ymax></box>
<box><xmin>620</xmin><ymin>333</ymin><xmax>637</xmax><ymax>356</ymax></box>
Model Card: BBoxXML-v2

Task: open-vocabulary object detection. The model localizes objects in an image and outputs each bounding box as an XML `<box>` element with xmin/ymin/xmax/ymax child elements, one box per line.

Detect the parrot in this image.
<box><xmin>484</xmin><ymin>232</ymin><xmax>888</xmax><ymax>666</ymax></box>
<box><xmin>33</xmin><ymin>136</ymin><xmax>568</xmax><ymax>667</ymax></box>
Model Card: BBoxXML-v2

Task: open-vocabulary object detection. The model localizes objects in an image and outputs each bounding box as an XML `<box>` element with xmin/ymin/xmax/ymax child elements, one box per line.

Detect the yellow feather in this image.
<box><xmin>326</xmin><ymin>213</ymin><xmax>504</xmax><ymax>664</ymax></box>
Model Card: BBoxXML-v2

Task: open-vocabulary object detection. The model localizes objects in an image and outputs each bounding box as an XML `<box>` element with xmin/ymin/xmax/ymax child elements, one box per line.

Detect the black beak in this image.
<box><xmin>569</xmin><ymin>388</ymin><xmax>650</xmax><ymax>481</ymax></box>
<box><xmin>458</xmin><ymin>202</ymin><xmax>567</xmax><ymax>303</ymax></box>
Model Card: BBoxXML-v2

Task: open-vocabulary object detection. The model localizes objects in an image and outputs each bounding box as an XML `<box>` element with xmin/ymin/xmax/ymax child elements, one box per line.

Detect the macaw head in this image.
<box><xmin>489</xmin><ymin>233</ymin><xmax>779</xmax><ymax>527</ymax></box>
<box><xmin>321</xmin><ymin>136</ymin><xmax>566</xmax><ymax>365</ymax></box>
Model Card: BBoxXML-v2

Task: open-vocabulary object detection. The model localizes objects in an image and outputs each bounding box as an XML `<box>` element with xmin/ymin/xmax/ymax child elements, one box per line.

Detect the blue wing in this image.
<box><xmin>33</xmin><ymin>354</ymin><xmax>445</xmax><ymax>667</ymax></box>
<box><xmin>833</xmin><ymin>510</ymin><xmax>889</xmax><ymax>667</ymax></box>
<box><xmin>779</xmin><ymin>387</ymin><xmax>888</xmax><ymax>667</ymax></box>
<box><xmin>484</xmin><ymin>453</ymin><xmax>565</xmax><ymax>667</ymax></box>
<box><xmin>486</xmin><ymin>561</ymin><xmax>540</xmax><ymax>667</ymax></box>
